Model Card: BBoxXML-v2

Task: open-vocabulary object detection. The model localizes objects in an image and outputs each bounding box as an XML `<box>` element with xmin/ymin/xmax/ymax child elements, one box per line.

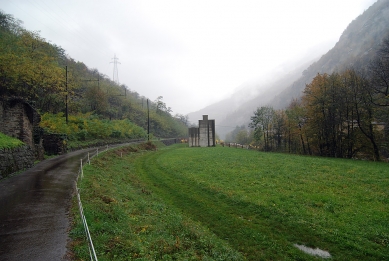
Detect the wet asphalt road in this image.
<box><xmin>0</xmin><ymin>147</ymin><xmax>100</xmax><ymax>261</ymax></box>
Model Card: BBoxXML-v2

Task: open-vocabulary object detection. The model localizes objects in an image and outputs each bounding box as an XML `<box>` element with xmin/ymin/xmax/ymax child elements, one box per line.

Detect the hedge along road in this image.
<box><xmin>0</xmin><ymin>143</ymin><xmax>137</xmax><ymax>261</ymax></box>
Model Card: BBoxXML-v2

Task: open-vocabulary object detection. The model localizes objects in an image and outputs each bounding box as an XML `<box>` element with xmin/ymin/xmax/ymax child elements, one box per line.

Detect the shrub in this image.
<box><xmin>40</xmin><ymin>113</ymin><xmax>147</xmax><ymax>142</ymax></box>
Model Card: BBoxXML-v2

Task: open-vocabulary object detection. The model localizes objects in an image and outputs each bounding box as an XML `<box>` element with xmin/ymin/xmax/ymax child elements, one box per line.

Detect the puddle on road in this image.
<box><xmin>294</xmin><ymin>244</ymin><xmax>331</xmax><ymax>259</ymax></box>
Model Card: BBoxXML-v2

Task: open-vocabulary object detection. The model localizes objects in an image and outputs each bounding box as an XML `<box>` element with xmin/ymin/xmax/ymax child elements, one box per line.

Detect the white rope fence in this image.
<box><xmin>76</xmin><ymin>187</ymin><xmax>98</xmax><ymax>261</ymax></box>
<box><xmin>75</xmin><ymin>145</ymin><xmax>108</xmax><ymax>261</ymax></box>
<box><xmin>74</xmin><ymin>141</ymin><xmax>141</xmax><ymax>260</ymax></box>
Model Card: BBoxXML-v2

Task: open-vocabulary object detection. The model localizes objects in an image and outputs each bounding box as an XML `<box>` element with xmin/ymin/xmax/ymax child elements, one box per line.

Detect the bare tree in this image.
<box><xmin>368</xmin><ymin>34</ymin><xmax>389</xmax><ymax>107</ymax></box>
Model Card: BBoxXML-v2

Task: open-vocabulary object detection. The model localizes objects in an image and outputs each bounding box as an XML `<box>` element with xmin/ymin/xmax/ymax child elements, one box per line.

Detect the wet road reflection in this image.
<box><xmin>0</xmin><ymin>147</ymin><xmax>98</xmax><ymax>261</ymax></box>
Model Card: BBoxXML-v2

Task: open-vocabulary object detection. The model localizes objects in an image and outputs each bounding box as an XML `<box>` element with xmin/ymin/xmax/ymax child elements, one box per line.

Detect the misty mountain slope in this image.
<box><xmin>215</xmin><ymin>61</ymin><xmax>314</xmax><ymax>138</ymax></box>
<box><xmin>271</xmin><ymin>0</ymin><xmax>389</xmax><ymax>109</ymax></box>
<box><xmin>188</xmin><ymin>57</ymin><xmax>317</xmax><ymax>133</ymax></box>
<box><xmin>191</xmin><ymin>0</ymin><xmax>389</xmax><ymax>139</ymax></box>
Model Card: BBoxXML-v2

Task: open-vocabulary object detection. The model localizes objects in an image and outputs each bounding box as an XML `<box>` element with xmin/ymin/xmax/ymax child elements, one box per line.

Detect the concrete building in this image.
<box><xmin>188</xmin><ymin>115</ymin><xmax>215</xmax><ymax>147</ymax></box>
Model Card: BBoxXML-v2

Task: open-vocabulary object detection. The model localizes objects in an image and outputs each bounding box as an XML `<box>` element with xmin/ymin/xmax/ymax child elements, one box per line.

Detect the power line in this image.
<box><xmin>18</xmin><ymin>0</ymin><xmax>95</xmax><ymax>54</ymax></box>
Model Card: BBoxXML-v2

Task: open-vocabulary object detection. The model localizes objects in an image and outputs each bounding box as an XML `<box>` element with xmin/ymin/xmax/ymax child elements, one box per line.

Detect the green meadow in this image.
<box><xmin>71</xmin><ymin>143</ymin><xmax>389</xmax><ymax>260</ymax></box>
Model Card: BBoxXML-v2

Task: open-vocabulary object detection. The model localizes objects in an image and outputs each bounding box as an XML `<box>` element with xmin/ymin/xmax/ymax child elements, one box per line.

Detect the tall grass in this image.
<box><xmin>71</xmin><ymin>144</ymin><xmax>389</xmax><ymax>260</ymax></box>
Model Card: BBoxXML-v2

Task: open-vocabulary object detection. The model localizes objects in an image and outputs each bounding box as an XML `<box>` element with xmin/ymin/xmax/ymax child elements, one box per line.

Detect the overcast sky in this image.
<box><xmin>1</xmin><ymin>0</ymin><xmax>377</xmax><ymax>114</ymax></box>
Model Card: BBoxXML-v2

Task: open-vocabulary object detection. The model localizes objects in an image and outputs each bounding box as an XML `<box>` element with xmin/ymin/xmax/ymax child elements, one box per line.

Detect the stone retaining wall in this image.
<box><xmin>161</xmin><ymin>138</ymin><xmax>180</xmax><ymax>146</ymax></box>
<box><xmin>0</xmin><ymin>98</ymin><xmax>40</xmax><ymax>148</ymax></box>
<box><xmin>0</xmin><ymin>145</ymin><xmax>34</xmax><ymax>179</ymax></box>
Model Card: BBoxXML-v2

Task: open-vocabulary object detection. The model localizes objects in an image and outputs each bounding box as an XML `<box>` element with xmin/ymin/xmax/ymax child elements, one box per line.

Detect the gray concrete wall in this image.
<box><xmin>199</xmin><ymin>116</ymin><xmax>209</xmax><ymax>147</ymax></box>
<box><xmin>188</xmin><ymin>127</ymin><xmax>199</xmax><ymax>147</ymax></box>
<box><xmin>208</xmin><ymin>119</ymin><xmax>215</xmax><ymax>147</ymax></box>
<box><xmin>188</xmin><ymin>115</ymin><xmax>216</xmax><ymax>147</ymax></box>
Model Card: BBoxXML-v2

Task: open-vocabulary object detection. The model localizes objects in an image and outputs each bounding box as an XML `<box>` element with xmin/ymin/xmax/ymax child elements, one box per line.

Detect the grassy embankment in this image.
<box><xmin>0</xmin><ymin>132</ymin><xmax>24</xmax><ymax>149</ymax></box>
<box><xmin>71</xmin><ymin>143</ymin><xmax>389</xmax><ymax>260</ymax></box>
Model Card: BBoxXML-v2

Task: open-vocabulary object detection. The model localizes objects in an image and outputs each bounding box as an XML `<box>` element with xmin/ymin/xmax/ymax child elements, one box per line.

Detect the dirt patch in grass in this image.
<box><xmin>137</xmin><ymin>141</ymin><xmax>157</xmax><ymax>151</ymax></box>
<box><xmin>114</xmin><ymin>146</ymin><xmax>138</xmax><ymax>156</ymax></box>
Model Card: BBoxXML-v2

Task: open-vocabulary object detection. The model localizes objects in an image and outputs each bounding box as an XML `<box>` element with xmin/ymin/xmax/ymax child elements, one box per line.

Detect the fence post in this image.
<box><xmin>80</xmin><ymin>159</ymin><xmax>83</xmax><ymax>179</ymax></box>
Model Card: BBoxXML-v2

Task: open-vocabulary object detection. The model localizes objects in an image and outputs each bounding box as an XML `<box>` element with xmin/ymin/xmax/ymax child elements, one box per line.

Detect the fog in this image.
<box><xmin>2</xmin><ymin>0</ymin><xmax>377</xmax><ymax>114</ymax></box>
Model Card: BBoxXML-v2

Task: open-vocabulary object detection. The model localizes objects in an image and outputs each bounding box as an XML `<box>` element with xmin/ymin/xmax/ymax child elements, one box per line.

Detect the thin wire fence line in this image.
<box><xmin>73</xmin><ymin>140</ymin><xmax>193</xmax><ymax>260</ymax></box>
<box><xmin>76</xmin><ymin>187</ymin><xmax>98</xmax><ymax>261</ymax></box>
<box><xmin>74</xmin><ymin>143</ymin><xmax>132</xmax><ymax>261</ymax></box>
<box><xmin>75</xmin><ymin>147</ymin><xmax>101</xmax><ymax>261</ymax></box>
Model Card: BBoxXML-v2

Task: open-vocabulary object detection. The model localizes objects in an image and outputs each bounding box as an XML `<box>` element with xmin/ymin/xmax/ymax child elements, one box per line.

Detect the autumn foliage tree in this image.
<box><xmin>248</xmin><ymin>65</ymin><xmax>387</xmax><ymax>160</ymax></box>
<box><xmin>285</xmin><ymin>99</ymin><xmax>308</xmax><ymax>154</ymax></box>
<box><xmin>0</xmin><ymin>19</ymin><xmax>65</xmax><ymax>102</ymax></box>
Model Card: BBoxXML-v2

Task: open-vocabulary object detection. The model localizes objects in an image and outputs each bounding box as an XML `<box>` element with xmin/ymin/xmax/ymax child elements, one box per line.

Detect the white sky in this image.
<box><xmin>1</xmin><ymin>0</ymin><xmax>377</xmax><ymax>114</ymax></box>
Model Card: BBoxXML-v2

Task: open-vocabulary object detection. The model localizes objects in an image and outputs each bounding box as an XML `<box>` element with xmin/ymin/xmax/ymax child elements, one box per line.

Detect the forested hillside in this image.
<box><xmin>0</xmin><ymin>11</ymin><xmax>188</xmax><ymax>142</ymax></box>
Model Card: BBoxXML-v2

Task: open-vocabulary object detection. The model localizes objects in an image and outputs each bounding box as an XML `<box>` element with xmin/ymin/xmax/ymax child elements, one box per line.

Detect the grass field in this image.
<box><xmin>71</xmin><ymin>143</ymin><xmax>389</xmax><ymax>260</ymax></box>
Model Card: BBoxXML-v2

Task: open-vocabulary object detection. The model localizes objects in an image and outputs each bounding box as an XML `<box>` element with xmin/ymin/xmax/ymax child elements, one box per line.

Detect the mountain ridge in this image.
<box><xmin>188</xmin><ymin>0</ymin><xmax>389</xmax><ymax>139</ymax></box>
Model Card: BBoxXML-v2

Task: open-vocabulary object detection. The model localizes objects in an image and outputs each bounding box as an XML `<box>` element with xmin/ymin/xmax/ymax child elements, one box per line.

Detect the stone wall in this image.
<box><xmin>160</xmin><ymin>138</ymin><xmax>180</xmax><ymax>146</ymax></box>
<box><xmin>0</xmin><ymin>145</ymin><xmax>35</xmax><ymax>179</ymax></box>
<box><xmin>0</xmin><ymin>98</ymin><xmax>40</xmax><ymax>148</ymax></box>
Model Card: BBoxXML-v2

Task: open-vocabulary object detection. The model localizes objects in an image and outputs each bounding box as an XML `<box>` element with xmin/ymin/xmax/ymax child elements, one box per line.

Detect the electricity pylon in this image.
<box><xmin>110</xmin><ymin>54</ymin><xmax>120</xmax><ymax>84</ymax></box>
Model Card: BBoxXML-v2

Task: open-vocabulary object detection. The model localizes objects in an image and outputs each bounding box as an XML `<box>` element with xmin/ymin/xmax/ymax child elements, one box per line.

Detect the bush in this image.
<box><xmin>76</xmin><ymin>129</ymin><xmax>88</xmax><ymax>141</ymax></box>
<box><xmin>110</xmin><ymin>130</ymin><xmax>121</xmax><ymax>138</ymax></box>
<box><xmin>40</xmin><ymin>113</ymin><xmax>147</xmax><ymax>142</ymax></box>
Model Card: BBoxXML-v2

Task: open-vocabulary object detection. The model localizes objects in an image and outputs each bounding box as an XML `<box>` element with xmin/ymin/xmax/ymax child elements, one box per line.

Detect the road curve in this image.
<box><xmin>0</xmin><ymin>147</ymin><xmax>99</xmax><ymax>261</ymax></box>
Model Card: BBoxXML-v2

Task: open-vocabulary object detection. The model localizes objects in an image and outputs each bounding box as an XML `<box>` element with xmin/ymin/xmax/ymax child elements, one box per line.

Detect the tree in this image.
<box><xmin>347</xmin><ymin>70</ymin><xmax>381</xmax><ymax>160</ymax></box>
<box><xmin>249</xmin><ymin>106</ymin><xmax>275</xmax><ymax>151</ymax></box>
<box><xmin>368</xmin><ymin>57</ymin><xmax>389</xmax><ymax>107</ymax></box>
<box><xmin>225</xmin><ymin>125</ymin><xmax>241</xmax><ymax>142</ymax></box>
<box><xmin>225</xmin><ymin>125</ymin><xmax>252</xmax><ymax>144</ymax></box>
<box><xmin>0</xmin><ymin>11</ymin><xmax>22</xmax><ymax>34</ymax></box>
<box><xmin>285</xmin><ymin>99</ymin><xmax>308</xmax><ymax>154</ymax></box>
<box><xmin>302</xmin><ymin>73</ymin><xmax>346</xmax><ymax>157</ymax></box>
<box><xmin>155</xmin><ymin>96</ymin><xmax>167</xmax><ymax>114</ymax></box>
<box><xmin>300</xmin><ymin>70</ymin><xmax>382</xmax><ymax>160</ymax></box>
<box><xmin>174</xmin><ymin>114</ymin><xmax>189</xmax><ymax>126</ymax></box>
<box><xmin>235</xmin><ymin>128</ymin><xmax>252</xmax><ymax>145</ymax></box>
<box><xmin>0</xmin><ymin>27</ymin><xmax>65</xmax><ymax>101</ymax></box>
<box><xmin>272</xmin><ymin>110</ymin><xmax>286</xmax><ymax>150</ymax></box>
<box><xmin>367</xmin><ymin>35</ymin><xmax>389</xmax><ymax>155</ymax></box>
<box><xmin>85</xmin><ymin>86</ymin><xmax>108</xmax><ymax>114</ymax></box>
